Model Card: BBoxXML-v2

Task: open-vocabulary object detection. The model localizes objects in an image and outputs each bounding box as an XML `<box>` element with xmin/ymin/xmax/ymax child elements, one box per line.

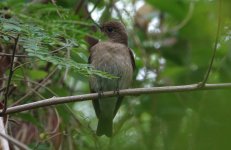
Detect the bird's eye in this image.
<box><xmin>107</xmin><ymin>27</ymin><xmax>114</xmax><ymax>33</ymax></box>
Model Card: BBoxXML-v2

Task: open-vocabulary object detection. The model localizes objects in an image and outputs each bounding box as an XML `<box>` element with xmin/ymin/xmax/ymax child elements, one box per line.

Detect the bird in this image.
<box><xmin>88</xmin><ymin>21</ymin><xmax>135</xmax><ymax>137</ymax></box>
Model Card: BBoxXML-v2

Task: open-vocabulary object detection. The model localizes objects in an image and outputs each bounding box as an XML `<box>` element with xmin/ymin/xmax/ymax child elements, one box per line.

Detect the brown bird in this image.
<box><xmin>88</xmin><ymin>21</ymin><xmax>135</xmax><ymax>137</ymax></box>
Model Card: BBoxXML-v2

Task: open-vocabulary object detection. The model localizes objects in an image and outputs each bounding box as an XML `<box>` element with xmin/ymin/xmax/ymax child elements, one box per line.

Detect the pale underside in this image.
<box><xmin>89</xmin><ymin>41</ymin><xmax>133</xmax><ymax>118</ymax></box>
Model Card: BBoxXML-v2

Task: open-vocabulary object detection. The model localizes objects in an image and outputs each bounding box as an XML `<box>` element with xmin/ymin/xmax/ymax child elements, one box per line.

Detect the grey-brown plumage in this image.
<box><xmin>88</xmin><ymin>21</ymin><xmax>135</xmax><ymax>137</ymax></box>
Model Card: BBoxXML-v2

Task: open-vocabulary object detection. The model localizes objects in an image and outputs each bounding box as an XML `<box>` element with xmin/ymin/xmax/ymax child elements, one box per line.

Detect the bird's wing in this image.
<box><xmin>88</xmin><ymin>47</ymin><xmax>101</xmax><ymax>119</ymax></box>
<box><xmin>92</xmin><ymin>100</ymin><xmax>101</xmax><ymax>119</ymax></box>
<box><xmin>90</xmin><ymin>89</ymin><xmax>101</xmax><ymax>119</ymax></box>
<box><xmin>113</xmin><ymin>96</ymin><xmax>123</xmax><ymax>117</ymax></box>
<box><xmin>128</xmin><ymin>48</ymin><xmax>136</xmax><ymax>71</ymax></box>
<box><xmin>88</xmin><ymin>52</ymin><xmax>92</xmax><ymax>65</ymax></box>
<box><xmin>85</xmin><ymin>33</ymin><xmax>99</xmax><ymax>49</ymax></box>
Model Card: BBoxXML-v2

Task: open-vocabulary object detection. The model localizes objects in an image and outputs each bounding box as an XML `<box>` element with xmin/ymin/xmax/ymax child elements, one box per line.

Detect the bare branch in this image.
<box><xmin>0</xmin><ymin>130</ymin><xmax>30</xmax><ymax>150</ymax></box>
<box><xmin>12</xmin><ymin>67</ymin><xmax>58</xmax><ymax>106</ymax></box>
<box><xmin>0</xmin><ymin>118</ymin><xmax>30</xmax><ymax>150</ymax></box>
<box><xmin>0</xmin><ymin>31</ymin><xmax>16</xmax><ymax>40</ymax></box>
<box><xmin>87</xmin><ymin>0</ymin><xmax>100</xmax><ymax>19</ymax></box>
<box><xmin>0</xmin><ymin>34</ymin><xmax>20</xmax><ymax>115</ymax></box>
<box><xmin>171</xmin><ymin>1</ymin><xmax>195</xmax><ymax>32</ymax></box>
<box><xmin>199</xmin><ymin>0</ymin><xmax>222</xmax><ymax>87</ymax></box>
<box><xmin>0</xmin><ymin>117</ymin><xmax>9</xmax><ymax>150</ymax></box>
<box><xmin>0</xmin><ymin>53</ymin><xmax>28</xmax><ymax>57</ymax></box>
<box><xmin>3</xmin><ymin>83</ymin><xmax>231</xmax><ymax>115</ymax></box>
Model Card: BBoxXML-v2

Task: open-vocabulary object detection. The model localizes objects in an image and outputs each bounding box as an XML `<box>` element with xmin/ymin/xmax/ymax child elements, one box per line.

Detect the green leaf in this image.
<box><xmin>28</xmin><ymin>70</ymin><xmax>48</xmax><ymax>80</ymax></box>
<box><xmin>2</xmin><ymin>35</ymin><xmax>9</xmax><ymax>41</ymax></box>
<box><xmin>3</xmin><ymin>23</ymin><xmax>21</xmax><ymax>32</ymax></box>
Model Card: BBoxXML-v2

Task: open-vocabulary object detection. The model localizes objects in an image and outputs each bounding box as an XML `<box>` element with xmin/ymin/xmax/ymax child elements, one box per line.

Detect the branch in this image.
<box><xmin>199</xmin><ymin>0</ymin><xmax>222</xmax><ymax>87</ymax></box>
<box><xmin>0</xmin><ymin>31</ymin><xmax>16</xmax><ymax>40</ymax></box>
<box><xmin>11</xmin><ymin>67</ymin><xmax>58</xmax><ymax>106</ymax></box>
<box><xmin>3</xmin><ymin>83</ymin><xmax>231</xmax><ymax>115</ymax></box>
<box><xmin>0</xmin><ymin>34</ymin><xmax>20</xmax><ymax>115</ymax></box>
<box><xmin>0</xmin><ymin>120</ymin><xmax>30</xmax><ymax>150</ymax></box>
<box><xmin>87</xmin><ymin>0</ymin><xmax>100</xmax><ymax>19</ymax></box>
<box><xmin>171</xmin><ymin>1</ymin><xmax>194</xmax><ymax>32</ymax></box>
<box><xmin>0</xmin><ymin>53</ymin><xmax>28</xmax><ymax>57</ymax></box>
<box><xmin>0</xmin><ymin>117</ymin><xmax>9</xmax><ymax>150</ymax></box>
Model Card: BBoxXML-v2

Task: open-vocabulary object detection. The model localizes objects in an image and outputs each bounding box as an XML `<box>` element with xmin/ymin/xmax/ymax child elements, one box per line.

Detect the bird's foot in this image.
<box><xmin>113</xmin><ymin>88</ymin><xmax>120</xmax><ymax>97</ymax></box>
<box><xmin>98</xmin><ymin>90</ymin><xmax>104</xmax><ymax>99</ymax></box>
<box><xmin>113</xmin><ymin>78</ymin><xmax>121</xmax><ymax>97</ymax></box>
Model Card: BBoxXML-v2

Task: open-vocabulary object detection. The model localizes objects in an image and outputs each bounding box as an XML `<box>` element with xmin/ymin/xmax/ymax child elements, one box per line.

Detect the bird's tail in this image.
<box><xmin>96</xmin><ymin>117</ymin><xmax>113</xmax><ymax>137</ymax></box>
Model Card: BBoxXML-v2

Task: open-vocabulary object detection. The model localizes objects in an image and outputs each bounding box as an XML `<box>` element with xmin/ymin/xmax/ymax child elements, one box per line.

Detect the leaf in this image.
<box><xmin>1</xmin><ymin>15</ymin><xmax>115</xmax><ymax>79</ymax></box>
<box><xmin>2</xmin><ymin>35</ymin><xmax>9</xmax><ymax>41</ymax></box>
<box><xmin>28</xmin><ymin>70</ymin><xmax>48</xmax><ymax>80</ymax></box>
<box><xmin>77</xmin><ymin>52</ymin><xmax>88</xmax><ymax>62</ymax></box>
<box><xmin>2</xmin><ymin>22</ymin><xmax>21</xmax><ymax>32</ymax></box>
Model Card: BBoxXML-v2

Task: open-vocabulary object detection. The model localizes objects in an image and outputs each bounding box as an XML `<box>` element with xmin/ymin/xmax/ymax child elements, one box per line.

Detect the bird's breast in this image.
<box><xmin>90</xmin><ymin>42</ymin><xmax>133</xmax><ymax>90</ymax></box>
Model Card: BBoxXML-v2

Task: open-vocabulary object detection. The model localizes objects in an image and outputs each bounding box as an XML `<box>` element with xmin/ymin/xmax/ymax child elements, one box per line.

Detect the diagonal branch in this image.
<box><xmin>0</xmin><ymin>130</ymin><xmax>30</xmax><ymax>150</ymax></box>
<box><xmin>11</xmin><ymin>67</ymin><xmax>58</xmax><ymax>106</ymax></box>
<box><xmin>2</xmin><ymin>82</ymin><xmax>231</xmax><ymax>115</ymax></box>
<box><xmin>199</xmin><ymin>0</ymin><xmax>222</xmax><ymax>87</ymax></box>
<box><xmin>0</xmin><ymin>34</ymin><xmax>20</xmax><ymax>115</ymax></box>
<box><xmin>0</xmin><ymin>31</ymin><xmax>16</xmax><ymax>40</ymax></box>
<box><xmin>87</xmin><ymin>0</ymin><xmax>100</xmax><ymax>19</ymax></box>
<box><xmin>0</xmin><ymin>53</ymin><xmax>28</xmax><ymax>57</ymax></box>
<box><xmin>0</xmin><ymin>117</ymin><xmax>30</xmax><ymax>150</ymax></box>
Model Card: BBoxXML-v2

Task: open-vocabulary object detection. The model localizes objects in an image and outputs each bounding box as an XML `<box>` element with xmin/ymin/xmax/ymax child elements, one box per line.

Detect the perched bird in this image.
<box><xmin>88</xmin><ymin>21</ymin><xmax>135</xmax><ymax>137</ymax></box>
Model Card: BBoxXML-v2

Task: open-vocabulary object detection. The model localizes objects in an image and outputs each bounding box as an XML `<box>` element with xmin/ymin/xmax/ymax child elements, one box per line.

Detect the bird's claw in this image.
<box><xmin>113</xmin><ymin>88</ymin><xmax>120</xmax><ymax>97</ymax></box>
<box><xmin>98</xmin><ymin>90</ymin><xmax>104</xmax><ymax>99</ymax></box>
<box><xmin>197</xmin><ymin>82</ymin><xmax>205</xmax><ymax>88</ymax></box>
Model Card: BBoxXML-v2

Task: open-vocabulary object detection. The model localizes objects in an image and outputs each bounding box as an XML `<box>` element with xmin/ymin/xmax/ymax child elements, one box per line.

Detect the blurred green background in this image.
<box><xmin>0</xmin><ymin>0</ymin><xmax>231</xmax><ymax>149</ymax></box>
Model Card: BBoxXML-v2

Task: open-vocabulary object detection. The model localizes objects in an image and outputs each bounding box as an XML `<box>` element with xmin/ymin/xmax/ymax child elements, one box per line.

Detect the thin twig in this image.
<box><xmin>50</xmin><ymin>0</ymin><xmax>63</xmax><ymax>18</ymax></box>
<box><xmin>0</xmin><ymin>118</ymin><xmax>30</xmax><ymax>150</ymax></box>
<box><xmin>3</xmin><ymin>82</ymin><xmax>231</xmax><ymax>115</ymax></box>
<box><xmin>113</xmin><ymin>5</ymin><xmax>125</xmax><ymax>24</ymax></box>
<box><xmin>171</xmin><ymin>1</ymin><xmax>194</xmax><ymax>32</ymax></box>
<box><xmin>34</xmin><ymin>132</ymin><xmax>65</xmax><ymax>149</ymax></box>
<box><xmin>0</xmin><ymin>117</ymin><xmax>9</xmax><ymax>150</ymax></box>
<box><xmin>52</xmin><ymin>20</ymin><xmax>93</xmax><ymax>26</ymax></box>
<box><xmin>122</xmin><ymin>8</ymin><xmax>149</xmax><ymax>68</ymax></box>
<box><xmin>0</xmin><ymin>77</ymin><xmax>55</xmax><ymax>94</ymax></box>
<box><xmin>63</xmin><ymin>40</ymin><xmax>71</xmax><ymax>80</ymax></box>
<box><xmin>0</xmin><ymin>31</ymin><xmax>16</xmax><ymax>39</ymax></box>
<box><xmin>0</xmin><ymin>34</ymin><xmax>19</xmax><ymax>116</ymax></box>
<box><xmin>46</xmin><ymin>108</ymin><xmax>60</xmax><ymax>134</ymax></box>
<box><xmin>10</xmin><ymin>44</ymin><xmax>71</xmax><ymax>71</ymax></box>
<box><xmin>2</xmin><ymin>76</ymin><xmax>83</xmax><ymax>129</ymax></box>
<box><xmin>13</xmin><ymin>60</ymin><xmax>40</xmax><ymax>71</ymax></box>
<box><xmin>49</xmin><ymin>44</ymin><xmax>72</xmax><ymax>54</ymax></box>
<box><xmin>75</xmin><ymin>0</ymin><xmax>84</xmax><ymax>14</ymax></box>
<box><xmin>87</xmin><ymin>0</ymin><xmax>100</xmax><ymax>19</ymax></box>
<box><xmin>11</xmin><ymin>68</ymin><xmax>58</xmax><ymax>106</ymax></box>
<box><xmin>0</xmin><ymin>53</ymin><xmax>28</xmax><ymax>57</ymax></box>
<box><xmin>199</xmin><ymin>0</ymin><xmax>222</xmax><ymax>87</ymax></box>
<box><xmin>0</xmin><ymin>132</ymin><xmax>30</xmax><ymax>150</ymax></box>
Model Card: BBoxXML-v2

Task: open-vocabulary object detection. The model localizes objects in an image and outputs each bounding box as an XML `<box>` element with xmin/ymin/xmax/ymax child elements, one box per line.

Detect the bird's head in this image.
<box><xmin>100</xmin><ymin>21</ymin><xmax>128</xmax><ymax>45</ymax></box>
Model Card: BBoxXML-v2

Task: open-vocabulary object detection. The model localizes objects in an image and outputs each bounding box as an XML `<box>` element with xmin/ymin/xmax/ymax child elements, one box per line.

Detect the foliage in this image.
<box><xmin>0</xmin><ymin>1</ymin><xmax>115</xmax><ymax>78</ymax></box>
<box><xmin>0</xmin><ymin>0</ymin><xmax>231</xmax><ymax>150</ymax></box>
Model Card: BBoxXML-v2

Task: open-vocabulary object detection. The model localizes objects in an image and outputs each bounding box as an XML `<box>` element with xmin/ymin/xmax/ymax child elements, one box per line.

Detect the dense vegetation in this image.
<box><xmin>0</xmin><ymin>0</ymin><xmax>231</xmax><ymax>149</ymax></box>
